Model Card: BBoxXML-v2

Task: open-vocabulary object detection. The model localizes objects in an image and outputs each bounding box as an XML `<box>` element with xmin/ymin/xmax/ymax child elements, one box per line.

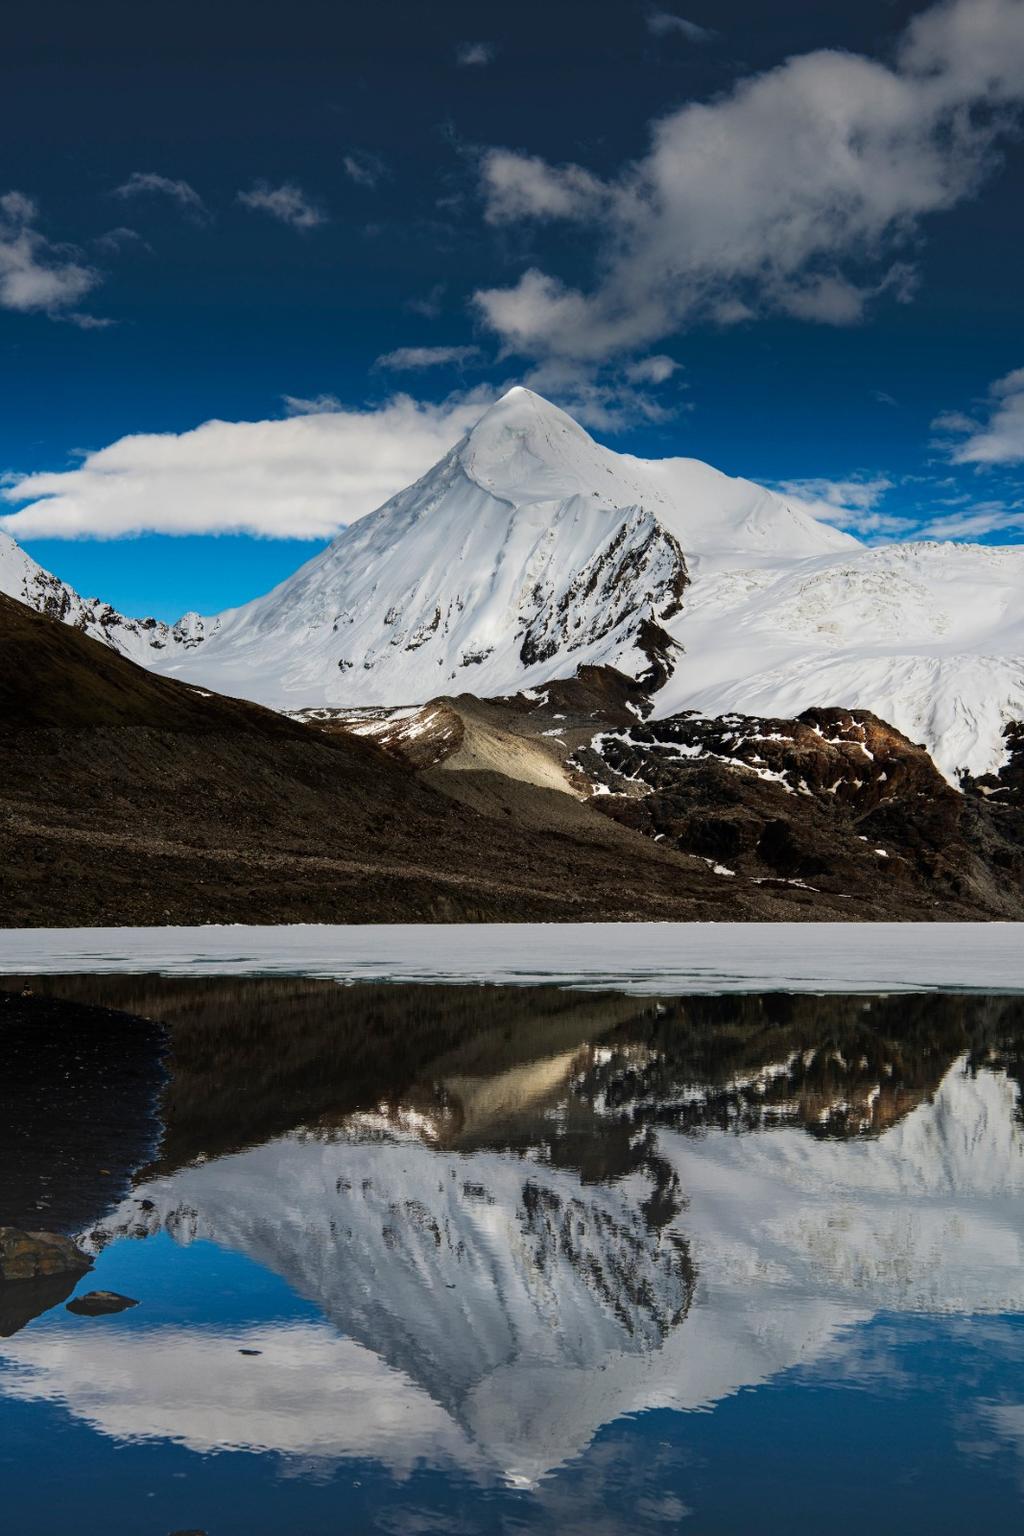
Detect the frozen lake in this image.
<box><xmin>0</xmin><ymin>921</ymin><xmax>1021</xmax><ymax>992</ymax></box>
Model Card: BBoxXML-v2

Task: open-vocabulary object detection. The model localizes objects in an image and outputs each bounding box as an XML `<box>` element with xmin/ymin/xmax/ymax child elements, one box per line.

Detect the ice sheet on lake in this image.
<box><xmin>0</xmin><ymin>921</ymin><xmax>1020</xmax><ymax>994</ymax></box>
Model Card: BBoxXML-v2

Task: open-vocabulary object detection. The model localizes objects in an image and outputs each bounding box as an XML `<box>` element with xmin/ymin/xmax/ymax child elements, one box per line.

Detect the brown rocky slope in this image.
<box><xmin>2</xmin><ymin>595</ymin><xmax>1021</xmax><ymax>924</ymax></box>
<box><xmin>317</xmin><ymin>671</ymin><xmax>1024</xmax><ymax>921</ymax></box>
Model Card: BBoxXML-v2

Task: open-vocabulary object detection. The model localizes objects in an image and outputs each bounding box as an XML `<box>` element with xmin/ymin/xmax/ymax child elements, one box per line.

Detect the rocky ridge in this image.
<box><xmin>313</xmin><ymin>671</ymin><xmax>1024</xmax><ymax>919</ymax></box>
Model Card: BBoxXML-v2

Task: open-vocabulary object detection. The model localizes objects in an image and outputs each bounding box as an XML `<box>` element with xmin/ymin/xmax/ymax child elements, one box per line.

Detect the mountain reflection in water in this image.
<box><xmin>2</xmin><ymin>979</ymin><xmax>1024</xmax><ymax>1533</ymax></box>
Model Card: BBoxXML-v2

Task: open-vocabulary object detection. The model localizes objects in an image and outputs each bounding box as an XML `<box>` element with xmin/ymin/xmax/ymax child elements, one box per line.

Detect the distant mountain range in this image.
<box><xmin>4</xmin><ymin>387</ymin><xmax>1023</xmax><ymax>782</ymax></box>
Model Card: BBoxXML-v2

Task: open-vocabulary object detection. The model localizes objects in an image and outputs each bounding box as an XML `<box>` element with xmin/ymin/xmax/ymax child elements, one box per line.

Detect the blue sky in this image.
<box><xmin>2</xmin><ymin>0</ymin><xmax>1023</xmax><ymax>619</ymax></box>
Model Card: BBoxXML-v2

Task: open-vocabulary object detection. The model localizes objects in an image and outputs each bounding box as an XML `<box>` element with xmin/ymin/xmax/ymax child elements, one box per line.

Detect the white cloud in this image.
<box><xmin>777</xmin><ymin>475</ymin><xmax>895</xmax><ymax>513</ymax></box>
<box><xmin>456</xmin><ymin>41</ymin><xmax>495</xmax><ymax>67</ymax></box>
<box><xmin>0</xmin><ymin>393</ymin><xmax>496</xmax><ymax>541</ymax></box>
<box><xmin>342</xmin><ymin>152</ymin><xmax>388</xmax><ymax>189</ymax></box>
<box><xmin>918</xmin><ymin>502</ymin><xmax>1024</xmax><ymax>538</ymax></box>
<box><xmin>480</xmin><ymin>150</ymin><xmax>607</xmax><ymax>225</ymax></box>
<box><xmin>775</xmin><ymin>475</ymin><xmax>910</xmax><ymax>535</ymax></box>
<box><xmin>0</xmin><ymin>191</ymin><xmax>101</xmax><ymax>321</ymax></box>
<box><xmin>646</xmin><ymin>11</ymin><xmax>717</xmax><ymax>43</ymax></box>
<box><xmin>113</xmin><ymin>172</ymin><xmax>208</xmax><ymax>221</ymax></box>
<box><xmin>238</xmin><ymin>181</ymin><xmax>325</xmax><ymax>230</ymax></box>
<box><xmin>475</xmin><ymin>0</ymin><xmax>1024</xmax><ymax>362</ymax></box>
<box><xmin>936</xmin><ymin>367</ymin><xmax>1024</xmax><ymax>465</ymax></box>
<box><xmin>375</xmin><ymin>344</ymin><xmax>482</xmax><ymax>371</ymax></box>
<box><xmin>281</xmin><ymin>393</ymin><xmax>345</xmax><ymax>416</ymax></box>
<box><xmin>0</xmin><ymin>1322</ymin><xmax>476</xmax><ymax>1472</ymax></box>
<box><xmin>624</xmin><ymin>354</ymin><xmax>680</xmax><ymax>384</ymax></box>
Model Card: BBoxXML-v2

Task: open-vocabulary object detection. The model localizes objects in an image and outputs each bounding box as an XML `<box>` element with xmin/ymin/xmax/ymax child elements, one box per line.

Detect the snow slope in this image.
<box><xmin>4</xmin><ymin>388</ymin><xmax>1023</xmax><ymax>779</ymax></box>
<box><xmin>660</xmin><ymin>539</ymin><xmax>1024</xmax><ymax>781</ymax></box>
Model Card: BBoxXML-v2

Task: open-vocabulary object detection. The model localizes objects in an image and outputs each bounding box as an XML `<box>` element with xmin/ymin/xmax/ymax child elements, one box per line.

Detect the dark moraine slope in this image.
<box><xmin>0</xmin><ymin>593</ymin><xmax>772</xmax><ymax>925</ymax></box>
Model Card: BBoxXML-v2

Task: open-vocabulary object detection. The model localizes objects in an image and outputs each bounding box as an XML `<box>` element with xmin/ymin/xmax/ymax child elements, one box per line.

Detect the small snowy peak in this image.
<box><xmin>643</xmin><ymin>456</ymin><xmax>858</xmax><ymax>564</ymax></box>
<box><xmin>0</xmin><ymin>529</ymin><xmax>200</xmax><ymax>662</ymax></box>
<box><xmin>455</xmin><ymin>389</ymin><xmax>851</xmax><ymax>563</ymax></box>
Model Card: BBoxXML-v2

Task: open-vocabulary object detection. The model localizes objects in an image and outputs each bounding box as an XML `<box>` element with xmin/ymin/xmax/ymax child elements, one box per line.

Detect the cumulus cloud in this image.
<box><xmin>238</xmin><ymin>181</ymin><xmax>325</xmax><ymax>230</ymax></box>
<box><xmin>456</xmin><ymin>42</ymin><xmax>495</xmax><ymax>67</ymax></box>
<box><xmin>375</xmin><ymin>344</ymin><xmax>481</xmax><ymax>371</ymax></box>
<box><xmin>0</xmin><ymin>192</ymin><xmax>101</xmax><ymax>321</ymax></box>
<box><xmin>0</xmin><ymin>394</ymin><xmax>496</xmax><ymax>541</ymax></box>
<box><xmin>113</xmin><ymin>172</ymin><xmax>208</xmax><ymax>221</ymax></box>
<box><xmin>646</xmin><ymin>11</ymin><xmax>717</xmax><ymax>43</ymax></box>
<box><xmin>936</xmin><ymin>367</ymin><xmax>1024</xmax><ymax>465</ymax></box>
<box><xmin>475</xmin><ymin>0</ymin><xmax>1024</xmax><ymax>362</ymax></box>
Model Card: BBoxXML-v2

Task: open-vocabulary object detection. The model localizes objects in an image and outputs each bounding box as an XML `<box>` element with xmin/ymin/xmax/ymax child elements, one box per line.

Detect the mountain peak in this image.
<box><xmin>458</xmin><ymin>386</ymin><xmax>610</xmax><ymax>503</ymax></box>
<box><xmin>464</xmin><ymin>384</ymin><xmax>590</xmax><ymax>443</ymax></box>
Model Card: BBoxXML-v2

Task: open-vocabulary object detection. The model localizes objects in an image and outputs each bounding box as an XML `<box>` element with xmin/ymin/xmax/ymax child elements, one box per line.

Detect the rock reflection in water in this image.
<box><xmin>1</xmin><ymin>979</ymin><xmax>1024</xmax><ymax>1495</ymax></box>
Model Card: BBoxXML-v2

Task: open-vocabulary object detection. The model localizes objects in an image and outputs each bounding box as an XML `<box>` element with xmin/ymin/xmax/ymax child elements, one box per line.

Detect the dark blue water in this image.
<box><xmin>2</xmin><ymin>980</ymin><xmax>1023</xmax><ymax>1534</ymax></box>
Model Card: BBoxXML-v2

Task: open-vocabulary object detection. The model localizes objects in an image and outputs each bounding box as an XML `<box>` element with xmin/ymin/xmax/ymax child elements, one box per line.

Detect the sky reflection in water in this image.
<box><xmin>1</xmin><ymin>979</ymin><xmax>1023</xmax><ymax>1535</ymax></box>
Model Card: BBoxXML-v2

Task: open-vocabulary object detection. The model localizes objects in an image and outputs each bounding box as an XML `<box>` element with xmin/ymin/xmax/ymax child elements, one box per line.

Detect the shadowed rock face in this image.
<box><xmin>562</xmin><ymin>992</ymin><xmax>1024</xmax><ymax>1142</ymax></box>
<box><xmin>960</xmin><ymin>723</ymin><xmax>1024</xmax><ymax>909</ymax></box>
<box><xmin>584</xmin><ymin>708</ymin><xmax>944</xmax><ymax>811</ymax></box>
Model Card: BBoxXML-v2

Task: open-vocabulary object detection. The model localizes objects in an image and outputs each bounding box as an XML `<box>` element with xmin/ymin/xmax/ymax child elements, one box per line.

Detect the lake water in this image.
<box><xmin>2</xmin><ymin>969</ymin><xmax>1024</xmax><ymax>1534</ymax></box>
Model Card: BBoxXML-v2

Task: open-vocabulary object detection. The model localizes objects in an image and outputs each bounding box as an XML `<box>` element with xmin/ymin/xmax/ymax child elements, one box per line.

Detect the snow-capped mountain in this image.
<box><xmin>139</xmin><ymin>386</ymin><xmax>853</xmax><ymax>712</ymax></box>
<box><xmin>4</xmin><ymin>387</ymin><xmax>1023</xmax><ymax>780</ymax></box>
